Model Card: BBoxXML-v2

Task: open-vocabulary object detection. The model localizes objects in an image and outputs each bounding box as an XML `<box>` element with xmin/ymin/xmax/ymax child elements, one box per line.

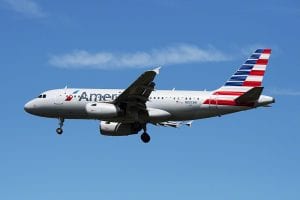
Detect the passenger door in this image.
<box><xmin>54</xmin><ymin>91</ymin><xmax>65</xmax><ymax>105</ymax></box>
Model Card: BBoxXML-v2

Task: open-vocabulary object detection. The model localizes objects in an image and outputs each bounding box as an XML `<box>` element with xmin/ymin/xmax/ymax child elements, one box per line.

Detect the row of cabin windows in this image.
<box><xmin>57</xmin><ymin>94</ymin><xmax>199</xmax><ymax>101</ymax></box>
<box><xmin>149</xmin><ymin>96</ymin><xmax>200</xmax><ymax>101</ymax></box>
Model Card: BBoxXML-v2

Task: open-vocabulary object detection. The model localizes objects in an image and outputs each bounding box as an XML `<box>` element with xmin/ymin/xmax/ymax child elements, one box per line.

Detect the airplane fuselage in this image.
<box><xmin>24</xmin><ymin>88</ymin><xmax>274</xmax><ymax>123</ymax></box>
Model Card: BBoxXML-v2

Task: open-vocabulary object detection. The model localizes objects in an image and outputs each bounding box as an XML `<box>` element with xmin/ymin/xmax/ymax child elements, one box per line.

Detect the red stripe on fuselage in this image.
<box><xmin>213</xmin><ymin>91</ymin><xmax>245</xmax><ymax>96</ymax></box>
<box><xmin>203</xmin><ymin>99</ymin><xmax>254</xmax><ymax>107</ymax></box>
<box><xmin>203</xmin><ymin>99</ymin><xmax>236</xmax><ymax>106</ymax></box>
<box><xmin>210</xmin><ymin>99</ymin><xmax>236</xmax><ymax>105</ymax></box>
<box><xmin>203</xmin><ymin>99</ymin><xmax>210</xmax><ymax>104</ymax></box>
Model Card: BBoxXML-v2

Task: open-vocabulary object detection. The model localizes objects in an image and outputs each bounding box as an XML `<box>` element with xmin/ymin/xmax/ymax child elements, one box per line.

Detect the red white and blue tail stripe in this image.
<box><xmin>224</xmin><ymin>48</ymin><xmax>271</xmax><ymax>87</ymax></box>
<box><xmin>203</xmin><ymin>48</ymin><xmax>271</xmax><ymax>106</ymax></box>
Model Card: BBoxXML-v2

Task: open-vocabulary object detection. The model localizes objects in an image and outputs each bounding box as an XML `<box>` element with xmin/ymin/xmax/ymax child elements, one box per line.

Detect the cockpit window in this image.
<box><xmin>38</xmin><ymin>94</ymin><xmax>47</xmax><ymax>98</ymax></box>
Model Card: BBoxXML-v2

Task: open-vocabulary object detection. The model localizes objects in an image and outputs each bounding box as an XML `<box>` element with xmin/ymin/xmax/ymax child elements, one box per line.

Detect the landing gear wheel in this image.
<box><xmin>56</xmin><ymin>118</ymin><xmax>64</xmax><ymax>135</ymax></box>
<box><xmin>56</xmin><ymin>128</ymin><xmax>63</xmax><ymax>135</ymax></box>
<box><xmin>141</xmin><ymin>132</ymin><xmax>150</xmax><ymax>143</ymax></box>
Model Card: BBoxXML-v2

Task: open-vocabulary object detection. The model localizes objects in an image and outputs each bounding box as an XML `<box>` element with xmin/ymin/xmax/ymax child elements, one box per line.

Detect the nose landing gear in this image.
<box><xmin>56</xmin><ymin>118</ymin><xmax>64</xmax><ymax>134</ymax></box>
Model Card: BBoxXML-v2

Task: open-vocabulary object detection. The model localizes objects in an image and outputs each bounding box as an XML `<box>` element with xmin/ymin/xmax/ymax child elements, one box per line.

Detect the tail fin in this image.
<box><xmin>207</xmin><ymin>49</ymin><xmax>272</xmax><ymax>106</ymax></box>
<box><xmin>224</xmin><ymin>48</ymin><xmax>271</xmax><ymax>87</ymax></box>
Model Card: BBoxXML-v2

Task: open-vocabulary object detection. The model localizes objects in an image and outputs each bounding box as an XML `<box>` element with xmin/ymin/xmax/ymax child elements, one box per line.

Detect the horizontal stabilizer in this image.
<box><xmin>235</xmin><ymin>87</ymin><xmax>264</xmax><ymax>104</ymax></box>
<box><xmin>185</xmin><ymin>120</ymin><xmax>193</xmax><ymax>127</ymax></box>
<box><xmin>157</xmin><ymin>121</ymin><xmax>193</xmax><ymax>128</ymax></box>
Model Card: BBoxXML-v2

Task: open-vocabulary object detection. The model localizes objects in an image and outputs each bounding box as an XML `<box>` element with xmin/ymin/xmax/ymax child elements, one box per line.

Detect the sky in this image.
<box><xmin>0</xmin><ymin>0</ymin><xmax>300</xmax><ymax>199</ymax></box>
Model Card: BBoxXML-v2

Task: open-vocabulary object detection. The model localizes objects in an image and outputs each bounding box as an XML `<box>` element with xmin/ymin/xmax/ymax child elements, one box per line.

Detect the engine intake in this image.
<box><xmin>100</xmin><ymin>121</ymin><xmax>142</xmax><ymax>136</ymax></box>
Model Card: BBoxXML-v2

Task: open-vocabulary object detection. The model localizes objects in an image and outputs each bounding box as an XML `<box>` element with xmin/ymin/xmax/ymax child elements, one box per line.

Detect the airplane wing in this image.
<box><xmin>113</xmin><ymin>67</ymin><xmax>161</xmax><ymax>120</ymax></box>
<box><xmin>156</xmin><ymin>120</ymin><xmax>194</xmax><ymax>128</ymax></box>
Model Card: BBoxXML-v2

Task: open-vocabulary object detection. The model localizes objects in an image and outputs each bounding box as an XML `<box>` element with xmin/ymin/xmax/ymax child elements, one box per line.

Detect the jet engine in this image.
<box><xmin>86</xmin><ymin>102</ymin><xmax>119</xmax><ymax>118</ymax></box>
<box><xmin>100</xmin><ymin>121</ymin><xmax>142</xmax><ymax>136</ymax></box>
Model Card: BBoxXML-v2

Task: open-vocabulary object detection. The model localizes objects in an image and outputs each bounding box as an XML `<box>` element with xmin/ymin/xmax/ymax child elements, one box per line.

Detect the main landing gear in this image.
<box><xmin>56</xmin><ymin>118</ymin><xmax>64</xmax><ymax>135</ymax></box>
<box><xmin>140</xmin><ymin>124</ymin><xmax>150</xmax><ymax>143</ymax></box>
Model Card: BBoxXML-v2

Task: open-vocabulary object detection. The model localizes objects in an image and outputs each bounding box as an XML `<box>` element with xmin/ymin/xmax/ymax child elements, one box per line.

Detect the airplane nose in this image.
<box><xmin>24</xmin><ymin>101</ymin><xmax>36</xmax><ymax>113</ymax></box>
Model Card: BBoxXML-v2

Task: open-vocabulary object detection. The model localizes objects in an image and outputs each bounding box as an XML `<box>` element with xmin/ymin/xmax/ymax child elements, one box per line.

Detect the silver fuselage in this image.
<box><xmin>24</xmin><ymin>88</ymin><xmax>274</xmax><ymax>123</ymax></box>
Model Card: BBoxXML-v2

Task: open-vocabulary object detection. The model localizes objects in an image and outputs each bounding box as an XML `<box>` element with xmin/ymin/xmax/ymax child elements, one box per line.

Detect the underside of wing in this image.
<box><xmin>113</xmin><ymin>67</ymin><xmax>161</xmax><ymax>122</ymax></box>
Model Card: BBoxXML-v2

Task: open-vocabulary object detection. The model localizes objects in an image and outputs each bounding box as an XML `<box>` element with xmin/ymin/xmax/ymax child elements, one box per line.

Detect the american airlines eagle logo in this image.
<box><xmin>65</xmin><ymin>95</ymin><xmax>73</xmax><ymax>101</ymax></box>
<box><xmin>65</xmin><ymin>90</ymin><xmax>80</xmax><ymax>101</ymax></box>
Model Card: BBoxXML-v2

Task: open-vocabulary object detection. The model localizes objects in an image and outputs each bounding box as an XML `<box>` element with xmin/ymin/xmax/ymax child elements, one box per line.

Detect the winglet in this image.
<box><xmin>152</xmin><ymin>66</ymin><xmax>161</xmax><ymax>74</ymax></box>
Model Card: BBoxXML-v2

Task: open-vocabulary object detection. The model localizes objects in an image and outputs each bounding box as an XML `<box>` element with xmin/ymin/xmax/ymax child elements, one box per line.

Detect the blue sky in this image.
<box><xmin>1</xmin><ymin>0</ymin><xmax>300</xmax><ymax>199</ymax></box>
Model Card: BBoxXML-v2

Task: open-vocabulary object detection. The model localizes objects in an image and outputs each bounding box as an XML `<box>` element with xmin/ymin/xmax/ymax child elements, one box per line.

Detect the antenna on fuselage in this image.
<box><xmin>64</xmin><ymin>85</ymin><xmax>68</xmax><ymax>94</ymax></box>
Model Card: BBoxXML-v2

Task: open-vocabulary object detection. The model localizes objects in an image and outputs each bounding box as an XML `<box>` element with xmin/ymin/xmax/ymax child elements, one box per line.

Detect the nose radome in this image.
<box><xmin>24</xmin><ymin>101</ymin><xmax>35</xmax><ymax>113</ymax></box>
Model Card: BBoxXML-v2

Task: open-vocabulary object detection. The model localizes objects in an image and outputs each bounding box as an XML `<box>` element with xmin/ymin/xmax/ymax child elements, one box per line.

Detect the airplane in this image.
<box><xmin>24</xmin><ymin>48</ymin><xmax>275</xmax><ymax>143</ymax></box>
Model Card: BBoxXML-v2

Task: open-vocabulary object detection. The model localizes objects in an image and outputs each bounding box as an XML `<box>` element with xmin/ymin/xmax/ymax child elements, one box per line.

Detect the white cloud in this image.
<box><xmin>49</xmin><ymin>44</ymin><xmax>231</xmax><ymax>69</ymax></box>
<box><xmin>3</xmin><ymin>0</ymin><xmax>45</xmax><ymax>18</ymax></box>
<box><xmin>267</xmin><ymin>88</ymin><xmax>300</xmax><ymax>96</ymax></box>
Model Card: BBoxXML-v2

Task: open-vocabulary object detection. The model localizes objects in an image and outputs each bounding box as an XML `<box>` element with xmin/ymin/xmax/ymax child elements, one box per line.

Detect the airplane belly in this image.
<box><xmin>147</xmin><ymin>101</ymin><xmax>205</xmax><ymax>121</ymax></box>
<box><xmin>42</xmin><ymin>101</ymin><xmax>90</xmax><ymax>119</ymax></box>
<box><xmin>146</xmin><ymin>101</ymin><xmax>245</xmax><ymax>121</ymax></box>
<box><xmin>61</xmin><ymin>102</ymin><xmax>91</xmax><ymax>118</ymax></box>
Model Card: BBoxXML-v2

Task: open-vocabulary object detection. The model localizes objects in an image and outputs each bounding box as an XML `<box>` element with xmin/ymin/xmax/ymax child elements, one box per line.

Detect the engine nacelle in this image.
<box><xmin>86</xmin><ymin>102</ymin><xmax>119</xmax><ymax>119</ymax></box>
<box><xmin>100</xmin><ymin>121</ymin><xmax>141</xmax><ymax>136</ymax></box>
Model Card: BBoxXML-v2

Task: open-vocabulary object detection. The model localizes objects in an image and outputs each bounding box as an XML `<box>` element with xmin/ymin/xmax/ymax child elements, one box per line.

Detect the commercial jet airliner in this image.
<box><xmin>24</xmin><ymin>49</ymin><xmax>275</xmax><ymax>143</ymax></box>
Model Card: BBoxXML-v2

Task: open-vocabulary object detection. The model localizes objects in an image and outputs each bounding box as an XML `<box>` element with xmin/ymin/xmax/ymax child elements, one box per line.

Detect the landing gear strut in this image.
<box><xmin>140</xmin><ymin>124</ymin><xmax>150</xmax><ymax>143</ymax></box>
<box><xmin>56</xmin><ymin>118</ymin><xmax>64</xmax><ymax>135</ymax></box>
